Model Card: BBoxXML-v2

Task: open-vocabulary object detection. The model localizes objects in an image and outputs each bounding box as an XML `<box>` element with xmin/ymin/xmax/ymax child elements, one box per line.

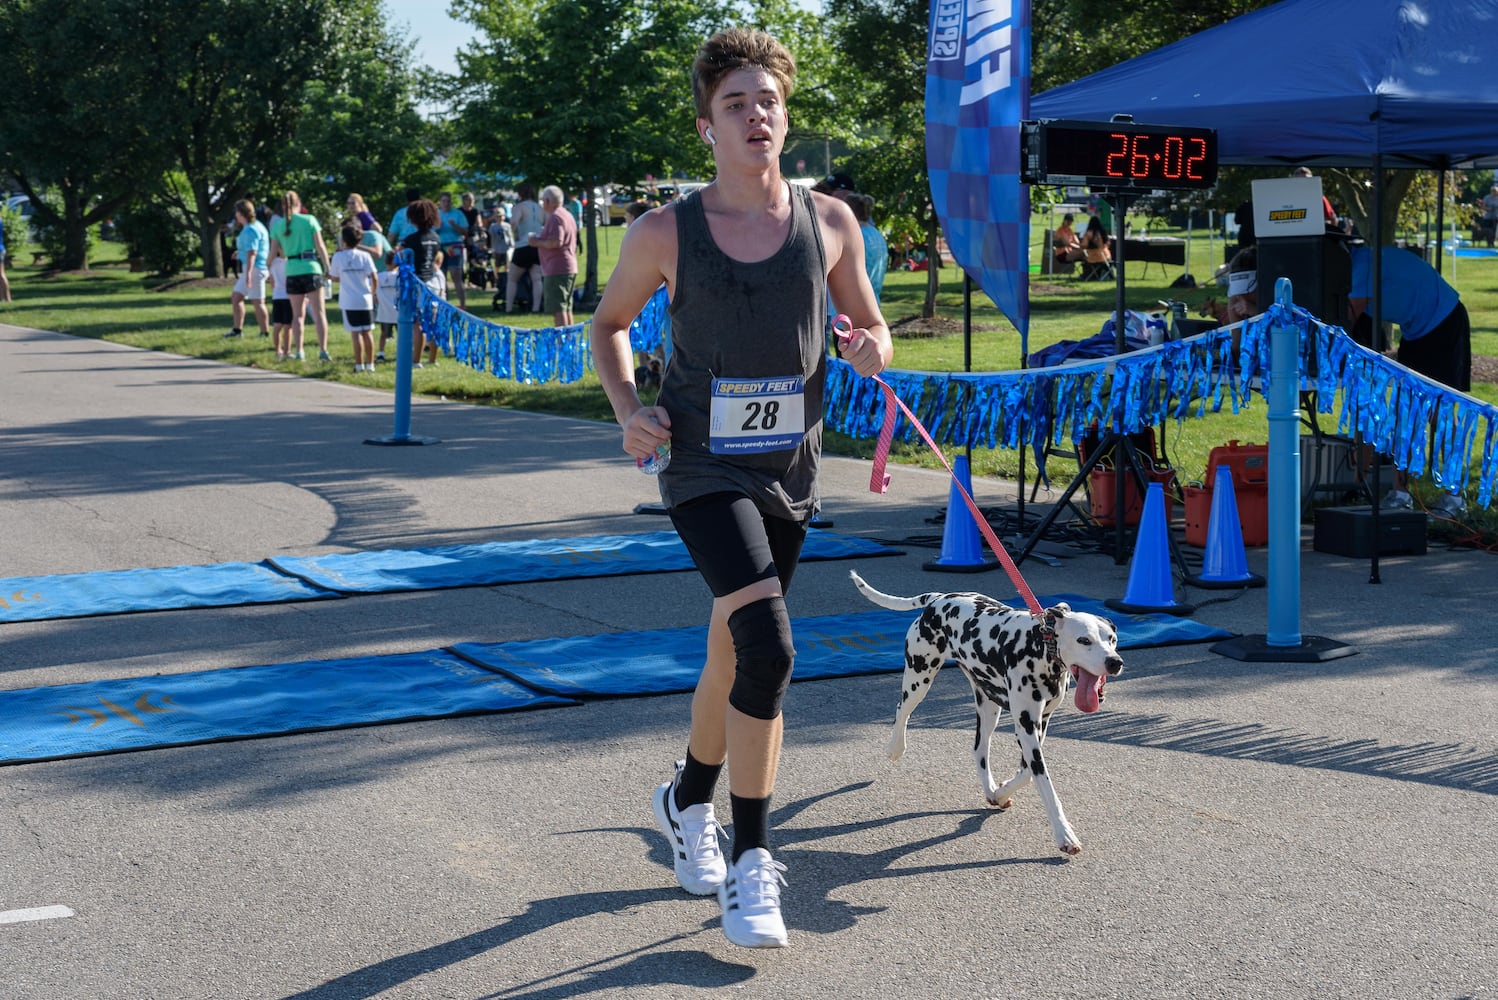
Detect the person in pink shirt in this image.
<box><xmin>530</xmin><ymin>185</ymin><xmax>578</xmax><ymax>326</ymax></box>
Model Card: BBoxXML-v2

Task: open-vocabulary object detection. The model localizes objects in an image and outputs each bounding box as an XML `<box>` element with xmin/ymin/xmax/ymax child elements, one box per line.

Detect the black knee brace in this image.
<box><xmin>727</xmin><ymin>596</ymin><xmax>795</xmax><ymax>721</ymax></box>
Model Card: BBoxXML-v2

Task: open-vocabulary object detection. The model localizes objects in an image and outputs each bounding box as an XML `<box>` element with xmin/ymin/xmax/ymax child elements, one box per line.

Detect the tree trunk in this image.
<box><xmin>63</xmin><ymin>218</ymin><xmax>90</xmax><ymax>271</ymax></box>
<box><xmin>584</xmin><ymin>184</ymin><xmax>600</xmax><ymax>303</ymax></box>
<box><xmin>58</xmin><ymin>186</ymin><xmax>89</xmax><ymax>270</ymax></box>
<box><xmin>1331</xmin><ymin>169</ymin><xmax>1416</xmax><ymax>244</ymax></box>
<box><xmin>198</xmin><ymin>218</ymin><xmax>223</xmax><ymax>278</ymax></box>
<box><xmin>193</xmin><ymin>176</ymin><xmax>225</xmax><ymax>278</ymax></box>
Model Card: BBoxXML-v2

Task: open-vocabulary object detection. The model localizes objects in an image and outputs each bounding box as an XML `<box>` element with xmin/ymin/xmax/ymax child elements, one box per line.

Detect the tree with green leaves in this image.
<box><xmin>823</xmin><ymin>0</ymin><xmax>940</xmax><ymax>318</ymax></box>
<box><xmin>450</xmin><ymin>0</ymin><xmax>836</xmax><ymax>299</ymax></box>
<box><xmin>145</xmin><ymin>0</ymin><xmax>356</xmax><ymax>277</ymax></box>
<box><xmin>274</xmin><ymin>13</ymin><xmax>450</xmax><ymax>229</ymax></box>
<box><xmin>0</xmin><ymin>0</ymin><xmax>175</xmax><ymax>270</ymax></box>
<box><xmin>451</xmin><ymin>0</ymin><xmax>722</xmax><ymax>299</ymax></box>
<box><xmin>1031</xmin><ymin>0</ymin><xmax>1278</xmax><ymax>91</ymax></box>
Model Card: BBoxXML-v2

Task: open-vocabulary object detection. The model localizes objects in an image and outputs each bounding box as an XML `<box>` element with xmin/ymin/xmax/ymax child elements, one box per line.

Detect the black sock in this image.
<box><xmin>729</xmin><ymin>793</ymin><xmax>771</xmax><ymax>863</ymax></box>
<box><xmin>673</xmin><ymin>749</ymin><xmax>722</xmax><ymax>811</ymax></box>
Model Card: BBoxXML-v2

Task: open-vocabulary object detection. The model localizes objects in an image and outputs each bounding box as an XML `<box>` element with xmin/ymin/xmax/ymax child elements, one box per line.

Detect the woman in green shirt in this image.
<box><xmin>268</xmin><ymin>190</ymin><xmax>332</xmax><ymax>361</ymax></box>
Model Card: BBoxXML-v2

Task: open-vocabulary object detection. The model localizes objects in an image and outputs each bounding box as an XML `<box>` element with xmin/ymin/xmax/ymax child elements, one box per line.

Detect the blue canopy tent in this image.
<box><xmin>1031</xmin><ymin>0</ymin><xmax>1498</xmax><ymax>170</ymax></box>
<box><xmin>1032</xmin><ymin>0</ymin><xmax>1498</xmax><ymax>583</ymax></box>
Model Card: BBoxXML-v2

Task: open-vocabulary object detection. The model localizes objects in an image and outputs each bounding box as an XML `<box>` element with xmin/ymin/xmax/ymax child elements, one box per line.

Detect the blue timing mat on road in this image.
<box><xmin>0</xmin><ymin>562</ymin><xmax>337</xmax><ymax>624</ymax></box>
<box><xmin>0</xmin><ymin>595</ymin><xmax>1230</xmax><ymax>765</ymax></box>
<box><xmin>0</xmin><ymin>650</ymin><xmax>576</xmax><ymax>766</ymax></box>
<box><xmin>0</xmin><ymin>531</ymin><xmax>898</xmax><ymax>624</ymax></box>
<box><xmin>266</xmin><ymin>530</ymin><xmax>898</xmax><ymax>594</ymax></box>
<box><xmin>451</xmin><ymin>595</ymin><xmax>1235</xmax><ymax>699</ymax></box>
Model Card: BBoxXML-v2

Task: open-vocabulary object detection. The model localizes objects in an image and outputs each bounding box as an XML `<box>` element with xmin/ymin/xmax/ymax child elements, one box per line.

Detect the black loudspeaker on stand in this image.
<box><xmin>1016</xmin><ymin>191</ymin><xmax>1191</xmax><ymax>595</ymax></box>
<box><xmin>1254</xmin><ymin>233</ymin><xmax>1352</xmax><ymax>335</ymax></box>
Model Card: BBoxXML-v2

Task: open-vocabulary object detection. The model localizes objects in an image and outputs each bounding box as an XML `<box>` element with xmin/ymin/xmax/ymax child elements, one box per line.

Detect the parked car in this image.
<box><xmin>3</xmin><ymin>194</ymin><xmax>36</xmax><ymax>242</ymax></box>
<box><xmin>5</xmin><ymin>194</ymin><xmax>33</xmax><ymax>223</ymax></box>
<box><xmin>601</xmin><ymin>190</ymin><xmax>639</xmax><ymax>226</ymax></box>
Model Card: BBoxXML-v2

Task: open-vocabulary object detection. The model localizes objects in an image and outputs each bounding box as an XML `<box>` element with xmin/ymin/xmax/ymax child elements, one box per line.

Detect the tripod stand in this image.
<box><xmin>1015</xmin><ymin>190</ymin><xmax>1192</xmax><ymax>579</ymax></box>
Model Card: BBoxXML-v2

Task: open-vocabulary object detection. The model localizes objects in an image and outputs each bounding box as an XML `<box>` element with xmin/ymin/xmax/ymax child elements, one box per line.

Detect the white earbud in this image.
<box><xmin>705</xmin><ymin>127</ymin><xmax>717</xmax><ymax>146</ymax></box>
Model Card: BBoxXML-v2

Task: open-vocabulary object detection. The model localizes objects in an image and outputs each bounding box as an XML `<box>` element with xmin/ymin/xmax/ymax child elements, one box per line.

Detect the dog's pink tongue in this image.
<box><xmin>1073</xmin><ymin>668</ymin><xmax>1104</xmax><ymax>713</ymax></box>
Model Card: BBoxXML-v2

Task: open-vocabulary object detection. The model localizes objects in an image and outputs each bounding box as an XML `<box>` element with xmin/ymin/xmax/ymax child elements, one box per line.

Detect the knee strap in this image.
<box><xmin>727</xmin><ymin>596</ymin><xmax>795</xmax><ymax>721</ymax></box>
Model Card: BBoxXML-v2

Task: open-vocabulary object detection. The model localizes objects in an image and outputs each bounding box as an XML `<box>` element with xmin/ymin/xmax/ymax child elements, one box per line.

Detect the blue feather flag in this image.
<box><xmin>925</xmin><ymin>0</ymin><xmax>1032</xmax><ymax>347</ymax></box>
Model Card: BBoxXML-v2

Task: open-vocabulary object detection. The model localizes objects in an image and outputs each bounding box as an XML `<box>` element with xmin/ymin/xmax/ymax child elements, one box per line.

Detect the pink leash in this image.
<box><xmin>833</xmin><ymin>316</ymin><xmax>1045</xmax><ymax>618</ymax></box>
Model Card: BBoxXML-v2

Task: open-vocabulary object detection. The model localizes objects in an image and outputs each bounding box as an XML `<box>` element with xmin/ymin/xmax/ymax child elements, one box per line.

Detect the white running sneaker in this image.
<box><xmin>718</xmin><ymin>848</ymin><xmax>788</xmax><ymax>949</ymax></box>
<box><xmin>652</xmin><ymin>761</ymin><xmax>727</xmax><ymax>896</ymax></box>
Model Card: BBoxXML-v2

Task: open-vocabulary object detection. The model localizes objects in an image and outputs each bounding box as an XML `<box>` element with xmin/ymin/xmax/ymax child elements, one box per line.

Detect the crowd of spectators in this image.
<box><xmin>215</xmin><ymin>172</ymin><xmax>895</xmax><ymax>375</ymax></box>
<box><xmin>220</xmin><ymin>182</ymin><xmax>593</xmax><ymax>372</ymax></box>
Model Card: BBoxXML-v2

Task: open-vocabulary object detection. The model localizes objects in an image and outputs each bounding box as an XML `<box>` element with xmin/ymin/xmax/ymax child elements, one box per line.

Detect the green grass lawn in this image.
<box><xmin>5</xmin><ymin>216</ymin><xmax>1496</xmax><ymax>534</ymax></box>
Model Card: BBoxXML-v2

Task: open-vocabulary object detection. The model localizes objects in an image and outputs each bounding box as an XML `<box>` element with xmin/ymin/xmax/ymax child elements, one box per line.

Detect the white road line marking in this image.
<box><xmin>0</xmin><ymin>905</ymin><xmax>75</xmax><ymax>925</ymax></box>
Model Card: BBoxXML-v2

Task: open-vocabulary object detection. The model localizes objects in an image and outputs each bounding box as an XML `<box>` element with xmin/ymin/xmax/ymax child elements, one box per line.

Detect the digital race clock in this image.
<box><xmin>1021</xmin><ymin>119</ymin><xmax>1218</xmax><ymax>191</ymax></box>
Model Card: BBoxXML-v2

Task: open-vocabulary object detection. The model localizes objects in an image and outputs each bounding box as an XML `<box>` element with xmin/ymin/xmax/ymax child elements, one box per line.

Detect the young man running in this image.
<box><xmin>590</xmin><ymin>27</ymin><xmax>891</xmax><ymax>950</ymax></box>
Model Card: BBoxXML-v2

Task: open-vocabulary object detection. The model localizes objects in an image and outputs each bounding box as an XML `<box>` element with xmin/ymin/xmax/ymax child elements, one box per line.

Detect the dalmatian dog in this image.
<box><xmin>850</xmin><ymin>571</ymin><xmax>1123</xmax><ymax>856</ymax></box>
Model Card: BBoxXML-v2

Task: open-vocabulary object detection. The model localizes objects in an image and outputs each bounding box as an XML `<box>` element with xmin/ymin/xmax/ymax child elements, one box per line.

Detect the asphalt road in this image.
<box><xmin>2</xmin><ymin>322</ymin><xmax>1494</xmax><ymax>1000</ymax></box>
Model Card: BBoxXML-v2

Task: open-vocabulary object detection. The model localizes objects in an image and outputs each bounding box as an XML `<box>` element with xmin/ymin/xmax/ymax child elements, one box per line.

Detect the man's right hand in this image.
<box><xmin>624</xmin><ymin>405</ymin><xmax>672</xmax><ymax>461</ymax></box>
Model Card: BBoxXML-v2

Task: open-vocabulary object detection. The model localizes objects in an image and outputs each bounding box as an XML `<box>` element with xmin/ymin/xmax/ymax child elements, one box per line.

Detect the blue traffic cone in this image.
<box><xmin>1185</xmin><ymin>465</ymin><xmax>1265</xmax><ymax>589</ymax></box>
<box><xmin>1106</xmin><ymin>481</ymin><xmax>1194</xmax><ymax>615</ymax></box>
<box><xmin>923</xmin><ymin>455</ymin><xmax>995</xmax><ymax>573</ymax></box>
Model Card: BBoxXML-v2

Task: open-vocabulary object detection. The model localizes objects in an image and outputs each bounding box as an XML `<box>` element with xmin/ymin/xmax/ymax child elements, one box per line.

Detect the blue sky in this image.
<box><xmin>383</xmin><ymin>1</ymin><xmax>821</xmax><ymax>77</ymax></box>
<box><xmin>383</xmin><ymin>1</ymin><xmax>473</xmax><ymax>77</ymax></box>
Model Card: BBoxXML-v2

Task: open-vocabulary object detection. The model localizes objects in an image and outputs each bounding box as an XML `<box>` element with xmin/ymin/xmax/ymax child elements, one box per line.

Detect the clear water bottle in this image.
<box><xmin>637</xmin><ymin>441</ymin><xmax>671</xmax><ymax>475</ymax></box>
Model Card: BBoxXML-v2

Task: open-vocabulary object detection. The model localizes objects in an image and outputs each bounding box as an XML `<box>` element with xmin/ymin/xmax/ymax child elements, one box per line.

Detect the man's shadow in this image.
<box><xmin>279</xmin><ymin>781</ymin><xmax>1052</xmax><ymax>999</ymax></box>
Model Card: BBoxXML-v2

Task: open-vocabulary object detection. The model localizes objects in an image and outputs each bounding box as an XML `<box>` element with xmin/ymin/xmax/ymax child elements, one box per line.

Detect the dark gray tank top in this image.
<box><xmin>656</xmin><ymin>183</ymin><xmax>828</xmax><ymax>521</ymax></box>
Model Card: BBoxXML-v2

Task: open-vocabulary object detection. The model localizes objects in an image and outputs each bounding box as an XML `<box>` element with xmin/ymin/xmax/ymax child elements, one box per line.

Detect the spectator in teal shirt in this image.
<box><xmin>226</xmin><ymin>199</ymin><xmax>270</xmax><ymax>338</ymax></box>
<box><xmin>359</xmin><ymin>226</ymin><xmax>393</xmax><ymax>271</ymax></box>
<box><xmin>436</xmin><ymin>191</ymin><xmax>470</xmax><ymax>309</ymax></box>
<box><xmin>849</xmin><ymin>194</ymin><xmax>887</xmax><ymax>303</ymax></box>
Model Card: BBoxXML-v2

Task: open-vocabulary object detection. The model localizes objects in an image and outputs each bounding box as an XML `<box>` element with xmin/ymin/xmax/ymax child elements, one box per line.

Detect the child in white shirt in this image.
<box><xmin>329</xmin><ymin>224</ymin><xmax>378</xmax><ymax>372</ymax></box>
<box><xmin>375</xmin><ymin>251</ymin><xmax>400</xmax><ymax>362</ymax></box>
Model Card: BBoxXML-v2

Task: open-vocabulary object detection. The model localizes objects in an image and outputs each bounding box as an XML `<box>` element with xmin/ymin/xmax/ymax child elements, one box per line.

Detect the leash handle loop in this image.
<box><xmin>833</xmin><ymin>314</ymin><xmax>894</xmax><ymax>494</ymax></box>
<box><xmin>845</xmin><ymin>355</ymin><xmax>1046</xmax><ymax>619</ymax></box>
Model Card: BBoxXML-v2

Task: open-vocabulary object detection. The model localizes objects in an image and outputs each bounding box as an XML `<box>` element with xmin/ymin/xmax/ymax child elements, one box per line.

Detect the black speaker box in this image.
<box><xmin>1313</xmin><ymin>505</ymin><xmax>1427</xmax><ymax>558</ymax></box>
<box><xmin>1256</xmin><ymin>234</ymin><xmax>1352</xmax><ymax>328</ymax></box>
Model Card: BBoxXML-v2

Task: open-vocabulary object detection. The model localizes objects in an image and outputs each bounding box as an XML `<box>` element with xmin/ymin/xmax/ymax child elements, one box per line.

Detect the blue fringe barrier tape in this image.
<box><xmin>824</xmin><ymin>304</ymin><xmax>1497</xmax><ymax>505</ymax></box>
<box><xmin>397</xmin><ymin>264</ymin><xmax>1496</xmax><ymax>505</ymax></box>
<box><xmin>395</xmin><ymin>265</ymin><xmax>667</xmax><ymax>385</ymax></box>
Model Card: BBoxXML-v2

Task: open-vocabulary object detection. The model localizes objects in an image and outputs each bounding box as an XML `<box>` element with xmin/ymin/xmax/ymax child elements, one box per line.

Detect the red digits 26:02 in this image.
<box><xmin>1105</xmin><ymin>132</ymin><xmax>1208</xmax><ymax>181</ymax></box>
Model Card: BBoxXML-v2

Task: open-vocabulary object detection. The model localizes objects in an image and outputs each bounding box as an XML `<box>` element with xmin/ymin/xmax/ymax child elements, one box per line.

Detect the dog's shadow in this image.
<box><xmin>778</xmin><ymin>782</ymin><xmax>1066</xmax><ymax>934</ymax></box>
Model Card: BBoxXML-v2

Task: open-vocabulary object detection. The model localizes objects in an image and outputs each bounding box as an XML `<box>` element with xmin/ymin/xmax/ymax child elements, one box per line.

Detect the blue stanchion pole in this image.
<box><xmin>1266</xmin><ymin>278</ymin><xmax>1302</xmax><ymax>646</ymax></box>
<box><xmin>1209</xmin><ymin>279</ymin><xmax>1355</xmax><ymax>662</ymax></box>
<box><xmin>365</xmin><ymin>253</ymin><xmax>439</xmax><ymax>447</ymax></box>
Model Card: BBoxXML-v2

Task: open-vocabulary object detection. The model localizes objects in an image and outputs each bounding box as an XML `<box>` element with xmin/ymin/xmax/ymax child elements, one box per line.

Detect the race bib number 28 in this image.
<box><xmin>708</xmin><ymin>376</ymin><xmax>806</xmax><ymax>455</ymax></box>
